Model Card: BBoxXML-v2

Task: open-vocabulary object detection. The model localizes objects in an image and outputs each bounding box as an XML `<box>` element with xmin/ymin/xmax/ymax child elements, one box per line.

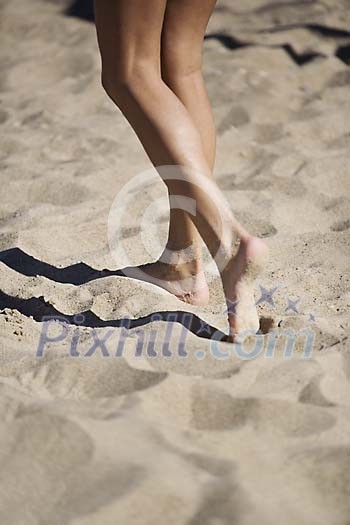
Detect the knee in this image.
<box><xmin>161</xmin><ymin>34</ymin><xmax>202</xmax><ymax>81</ymax></box>
<box><xmin>101</xmin><ymin>61</ymin><xmax>158</xmax><ymax>109</ymax></box>
<box><xmin>101</xmin><ymin>68</ymin><xmax>131</xmax><ymax>108</ymax></box>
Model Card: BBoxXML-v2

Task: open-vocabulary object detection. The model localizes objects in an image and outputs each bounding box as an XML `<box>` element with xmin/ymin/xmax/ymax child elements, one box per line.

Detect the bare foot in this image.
<box><xmin>221</xmin><ymin>236</ymin><xmax>269</xmax><ymax>340</ymax></box>
<box><xmin>116</xmin><ymin>259</ymin><xmax>210</xmax><ymax>306</ymax></box>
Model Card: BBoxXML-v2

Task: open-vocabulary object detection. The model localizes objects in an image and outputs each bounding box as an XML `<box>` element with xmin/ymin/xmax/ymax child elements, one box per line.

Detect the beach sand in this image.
<box><xmin>0</xmin><ymin>0</ymin><xmax>349</xmax><ymax>523</ymax></box>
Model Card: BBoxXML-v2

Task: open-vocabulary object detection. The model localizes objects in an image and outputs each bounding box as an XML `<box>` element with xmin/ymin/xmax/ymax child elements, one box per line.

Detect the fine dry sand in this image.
<box><xmin>0</xmin><ymin>0</ymin><xmax>350</xmax><ymax>523</ymax></box>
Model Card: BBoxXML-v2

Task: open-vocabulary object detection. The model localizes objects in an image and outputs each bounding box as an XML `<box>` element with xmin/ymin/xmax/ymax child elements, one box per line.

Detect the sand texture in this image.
<box><xmin>0</xmin><ymin>0</ymin><xmax>350</xmax><ymax>523</ymax></box>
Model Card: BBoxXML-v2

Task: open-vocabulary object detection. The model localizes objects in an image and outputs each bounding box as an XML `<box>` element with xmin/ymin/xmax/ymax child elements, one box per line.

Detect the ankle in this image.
<box><xmin>160</xmin><ymin>243</ymin><xmax>202</xmax><ymax>270</ymax></box>
<box><xmin>240</xmin><ymin>235</ymin><xmax>268</xmax><ymax>255</ymax></box>
<box><xmin>238</xmin><ymin>233</ymin><xmax>255</xmax><ymax>247</ymax></box>
<box><xmin>221</xmin><ymin>235</ymin><xmax>268</xmax><ymax>276</ymax></box>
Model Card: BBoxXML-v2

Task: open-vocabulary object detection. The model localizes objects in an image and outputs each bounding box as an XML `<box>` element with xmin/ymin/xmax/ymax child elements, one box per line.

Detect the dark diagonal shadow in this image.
<box><xmin>204</xmin><ymin>33</ymin><xmax>249</xmax><ymax>51</ymax></box>
<box><xmin>336</xmin><ymin>44</ymin><xmax>350</xmax><ymax>65</ymax></box>
<box><xmin>0</xmin><ymin>290</ymin><xmax>226</xmax><ymax>341</ymax></box>
<box><xmin>280</xmin><ymin>43</ymin><xmax>324</xmax><ymax>65</ymax></box>
<box><xmin>0</xmin><ymin>248</ymin><xmax>272</xmax><ymax>338</ymax></box>
<box><xmin>204</xmin><ymin>33</ymin><xmax>325</xmax><ymax>65</ymax></box>
<box><xmin>64</xmin><ymin>1</ymin><xmax>350</xmax><ymax>46</ymax></box>
<box><xmin>0</xmin><ymin>248</ymin><xmax>226</xmax><ymax>338</ymax></box>
<box><xmin>259</xmin><ymin>23</ymin><xmax>350</xmax><ymax>39</ymax></box>
<box><xmin>63</xmin><ymin>3</ymin><xmax>345</xmax><ymax>66</ymax></box>
<box><xmin>0</xmin><ymin>247</ymin><xmax>128</xmax><ymax>286</ymax></box>
<box><xmin>65</xmin><ymin>0</ymin><xmax>94</xmax><ymax>21</ymax></box>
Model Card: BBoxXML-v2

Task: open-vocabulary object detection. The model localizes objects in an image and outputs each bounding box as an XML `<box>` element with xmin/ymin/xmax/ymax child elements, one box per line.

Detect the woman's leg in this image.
<box><xmin>94</xmin><ymin>0</ymin><xmax>210</xmax><ymax>306</ymax></box>
<box><xmin>160</xmin><ymin>0</ymin><xmax>217</xmax><ymax>286</ymax></box>
<box><xmin>162</xmin><ymin>0</ymin><xmax>217</xmax><ymax>168</ymax></box>
<box><xmin>94</xmin><ymin>0</ymin><xmax>268</xmax><ymax>337</ymax></box>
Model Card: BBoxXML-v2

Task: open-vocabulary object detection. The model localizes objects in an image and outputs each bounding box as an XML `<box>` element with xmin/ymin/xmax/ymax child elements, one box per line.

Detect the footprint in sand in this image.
<box><xmin>30</xmin><ymin>356</ymin><xmax>167</xmax><ymax>400</ymax></box>
<box><xmin>190</xmin><ymin>385</ymin><xmax>336</xmax><ymax>436</ymax></box>
<box><xmin>0</xmin><ymin>109</ymin><xmax>8</xmax><ymax>124</ymax></box>
<box><xmin>0</xmin><ymin>412</ymin><xmax>93</xmax><ymax>520</ymax></box>
<box><xmin>154</xmin><ymin>431</ymin><xmax>235</xmax><ymax>477</ymax></box>
<box><xmin>121</xmin><ymin>225</ymin><xmax>142</xmax><ymax>239</ymax></box>
<box><xmin>189</xmin><ymin>475</ymin><xmax>250</xmax><ymax>525</ymax></box>
<box><xmin>286</xmin><ymin>446</ymin><xmax>350</xmax><ymax>520</ymax></box>
<box><xmin>254</xmin><ymin>123</ymin><xmax>283</xmax><ymax>145</ymax></box>
<box><xmin>327</xmin><ymin>69</ymin><xmax>350</xmax><ymax>88</ymax></box>
<box><xmin>252</xmin><ymin>359</ymin><xmax>322</xmax><ymax>397</ymax></box>
<box><xmin>0</xmin><ymin>410</ymin><xmax>146</xmax><ymax>523</ymax></box>
<box><xmin>330</xmin><ymin>218</ymin><xmax>350</xmax><ymax>232</ymax></box>
<box><xmin>28</xmin><ymin>180</ymin><xmax>93</xmax><ymax>207</ymax></box>
<box><xmin>218</xmin><ymin>105</ymin><xmax>250</xmax><ymax>134</ymax></box>
<box><xmin>299</xmin><ymin>377</ymin><xmax>336</xmax><ymax>407</ymax></box>
<box><xmin>21</xmin><ymin>110</ymin><xmax>53</xmax><ymax>129</ymax></box>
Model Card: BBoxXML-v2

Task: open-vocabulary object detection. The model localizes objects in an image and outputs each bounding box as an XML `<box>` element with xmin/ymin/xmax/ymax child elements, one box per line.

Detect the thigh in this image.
<box><xmin>161</xmin><ymin>0</ymin><xmax>217</xmax><ymax>74</ymax></box>
<box><xmin>94</xmin><ymin>0</ymin><xmax>167</xmax><ymax>76</ymax></box>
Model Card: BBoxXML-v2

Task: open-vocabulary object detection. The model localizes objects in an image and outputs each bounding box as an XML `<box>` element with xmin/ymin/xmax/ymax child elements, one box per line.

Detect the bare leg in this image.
<box><xmin>121</xmin><ymin>0</ymin><xmax>218</xmax><ymax>305</ymax></box>
<box><xmin>94</xmin><ymin>0</ymin><xmax>268</xmax><ymax>337</ymax></box>
<box><xmin>160</xmin><ymin>0</ymin><xmax>217</xmax><ymax>265</ymax></box>
<box><xmin>161</xmin><ymin>0</ymin><xmax>217</xmax><ymax>167</ymax></box>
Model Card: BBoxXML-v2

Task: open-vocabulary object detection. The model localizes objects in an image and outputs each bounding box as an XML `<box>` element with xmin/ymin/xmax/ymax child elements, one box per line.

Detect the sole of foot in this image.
<box><xmin>221</xmin><ymin>236</ymin><xmax>269</xmax><ymax>342</ymax></box>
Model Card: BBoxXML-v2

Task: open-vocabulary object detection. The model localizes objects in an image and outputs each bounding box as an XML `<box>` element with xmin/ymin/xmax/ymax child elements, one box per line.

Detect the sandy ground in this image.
<box><xmin>0</xmin><ymin>0</ymin><xmax>350</xmax><ymax>523</ymax></box>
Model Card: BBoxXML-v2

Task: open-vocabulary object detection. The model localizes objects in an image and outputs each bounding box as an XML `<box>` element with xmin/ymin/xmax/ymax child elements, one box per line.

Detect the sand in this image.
<box><xmin>0</xmin><ymin>0</ymin><xmax>350</xmax><ymax>523</ymax></box>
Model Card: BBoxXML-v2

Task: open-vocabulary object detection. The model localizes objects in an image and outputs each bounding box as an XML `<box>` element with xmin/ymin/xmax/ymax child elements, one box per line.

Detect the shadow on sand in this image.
<box><xmin>65</xmin><ymin>0</ymin><xmax>94</xmax><ymax>21</ymax></box>
<box><xmin>64</xmin><ymin>1</ymin><xmax>350</xmax><ymax>65</ymax></box>
<box><xmin>0</xmin><ymin>247</ymin><xmax>226</xmax><ymax>340</ymax></box>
